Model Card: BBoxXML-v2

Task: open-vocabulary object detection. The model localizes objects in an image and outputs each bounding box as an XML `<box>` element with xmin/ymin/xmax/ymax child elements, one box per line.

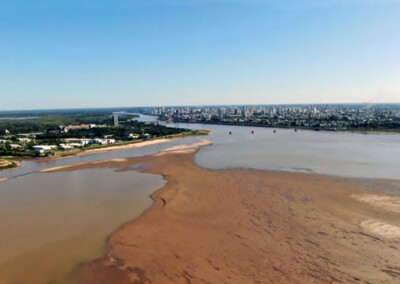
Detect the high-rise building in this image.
<box><xmin>113</xmin><ymin>114</ymin><xmax>119</xmax><ymax>126</ymax></box>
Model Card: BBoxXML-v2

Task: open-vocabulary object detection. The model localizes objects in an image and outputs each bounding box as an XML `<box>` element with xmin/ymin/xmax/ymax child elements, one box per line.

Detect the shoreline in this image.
<box><xmin>42</xmin><ymin>130</ymin><xmax>209</xmax><ymax>161</ymax></box>
<box><xmin>0</xmin><ymin>131</ymin><xmax>209</xmax><ymax>174</ymax></box>
<box><xmin>165</xmin><ymin>119</ymin><xmax>400</xmax><ymax>135</ymax></box>
<box><xmin>75</xmin><ymin>138</ymin><xmax>171</xmax><ymax>156</ymax></box>
<box><xmin>0</xmin><ymin>159</ymin><xmax>21</xmax><ymax>172</ymax></box>
<box><xmin>0</xmin><ymin>132</ymin><xmax>208</xmax><ymax>184</ymax></box>
<box><xmin>40</xmin><ymin>140</ymin><xmax>212</xmax><ymax>174</ymax></box>
<box><xmin>48</xmin><ymin>141</ymin><xmax>400</xmax><ymax>284</ymax></box>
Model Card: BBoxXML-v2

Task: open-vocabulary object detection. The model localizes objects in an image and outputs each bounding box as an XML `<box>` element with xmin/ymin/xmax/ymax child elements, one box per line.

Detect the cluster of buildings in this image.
<box><xmin>58</xmin><ymin>123</ymin><xmax>111</xmax><ymax>133</ymax></box>
<box><xmin>59</xmin><ymin>124</ymin><xmax>92</xmax><ymax>133</ymax></box>
<box><xmin>58</xmin><ymin>114</ymin><xmax>120</xmax><ymax>133</ymax></box>
<box><xmin>0</xmin><ymin>124</ymin><xmax>121</xmax><ymax>155</ymax></box>
<box><xmin>151</xmin><ymin>104</ymin><xmax>400</xmax><ymax>131</ymax></box>
<box><xmin>0</xmin><ymin>112</ymin><xmax>157</xmax><ymax>157</ymax></box>
<box><xmin>0</xmin><ymin>133</ymin><xmax>40</xmax><ymax>150</ymax></box>
<box><xmin>33</xmin><ymin>138</ymin><xmax>117</xmax><ymax>155</ymax></box>
<box><xmin>0</xmin><ymin>141</ymin><xmax>22</xmax><ymax>150</ymax></box>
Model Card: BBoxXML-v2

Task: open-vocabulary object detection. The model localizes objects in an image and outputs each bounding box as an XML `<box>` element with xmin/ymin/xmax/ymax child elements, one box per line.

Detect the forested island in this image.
<box><xmin>0</xmin><ymin>108</ymin><xmax>206</xmax><ymax>163</ymax></box>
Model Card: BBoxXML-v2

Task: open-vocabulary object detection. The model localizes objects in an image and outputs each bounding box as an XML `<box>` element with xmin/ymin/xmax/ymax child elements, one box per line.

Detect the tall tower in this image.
<box><xmin>113</xmin><ymin>114</ymin><xmax>119</xmax><ymax>126</ymax></box>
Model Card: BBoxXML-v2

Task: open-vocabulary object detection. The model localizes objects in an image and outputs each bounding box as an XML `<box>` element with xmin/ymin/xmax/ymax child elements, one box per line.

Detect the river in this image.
<box><xmin>0</xmin><ymin>115</ymin><xmax>399</xmax><ymax>283</ymax></box>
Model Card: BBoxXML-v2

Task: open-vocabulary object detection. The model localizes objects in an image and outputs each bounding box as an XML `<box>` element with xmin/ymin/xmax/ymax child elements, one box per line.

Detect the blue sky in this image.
<box><xmin>1</xmin><ymin>0</ymin><xmax>400</xmax><ymax>110</ymax></box>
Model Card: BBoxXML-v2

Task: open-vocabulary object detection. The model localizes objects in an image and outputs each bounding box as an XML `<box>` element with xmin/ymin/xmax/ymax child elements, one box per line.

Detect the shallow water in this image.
<box><xmin>0</xmin><ymin>168</ymin><xmax>165</xmax><ymax>284</ymax></box>
<box><xmin>167</xmin><ymin>121</ymin><xmax>400</xmax><ymax>180</ymax></box>
<box><xmin>0</xmin><ymin>135</ymin><xmax>201</xmax><ymax>180</ymax></box>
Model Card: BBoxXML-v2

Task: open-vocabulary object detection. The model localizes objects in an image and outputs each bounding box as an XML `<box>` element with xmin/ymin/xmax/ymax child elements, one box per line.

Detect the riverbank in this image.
<box><xmin>166</xmin><ymin>120</ymin><xmax>400</xmax><ymax>134</ymax></box>
<box><xmin>46</xmin><ymin>130</ymin><xmax>210</xmax><ymax>159</ymax></box>
<box><xmin>0</xmin><ymin>130</ymin><xmax>209</xmax><ymax>183</ymax></box>
<box><xmin>0</xmin><ymin>130</ymin><xmax>209</xmax><ymax>165</ymax></box>
<box><xmin>0</xmin><ymin>159</ymin><xmax>20</xmax><ymax>171</ymax></box>
<box><xmin>47</xmin><ymin>141</ymin><xmax>400</xmax><ymax>283</ymax></box>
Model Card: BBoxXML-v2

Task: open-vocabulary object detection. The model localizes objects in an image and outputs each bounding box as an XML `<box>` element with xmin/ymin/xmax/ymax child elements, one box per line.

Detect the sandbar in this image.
<box><xmin>54</xmin><ymin>143</ymin><xmax>400</xmax><ymax>283</ymax></box>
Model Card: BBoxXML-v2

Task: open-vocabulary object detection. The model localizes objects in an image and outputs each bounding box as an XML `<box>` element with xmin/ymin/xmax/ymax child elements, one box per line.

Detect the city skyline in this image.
<box><xmin>1</xmin><ymin>102</ymin><xmax>400</xmax><ymax>113</ymax></box>
<box><xmin>1</xmin><ymin>0</ymin><xmax>400</xmax><ymax>110</ymax></box>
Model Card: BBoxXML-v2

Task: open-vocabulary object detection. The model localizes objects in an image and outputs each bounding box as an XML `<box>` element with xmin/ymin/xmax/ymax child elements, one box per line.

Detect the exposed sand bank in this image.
<box><xmin>47</xmin><ymin>142</ymin><xmax>400</xmax><ymax>284</ymax></box>
<box><xmin>156</xmin><ymin>139</ymin><xmax>212</xmax><ymax>156</ymax></box>
<box><xmin>0</xmin><ymin>137</ymin><xmax>180</xmax><ymax>178</ymax></box>
<box><xmin>76</xmin><ymin>139</ymin><xmax>172</xmax><ymax>156</ymax></box>
<box><xmin>40</xmin><ymin>159</ymin><xmax>128</xmax><ymax>173</ymax></box>
<box><xmin>352</xmin><ymin>193</ymin><xmax>400</xmax><ymax>214</ymax></box>
<box><xmin>63</xmin><ymin>130</ymin><xmax>209</xmax><ymax>158</ymax></box>
<box><xmin>0</xmin><ymin>159</ymin><xmax>21</xmax><ymax>171</ymax></box>
<box><xmin>36</xmin><ymin>137</ymin><xmax>205</xmax><ymax>173</ymax></box>
<box><xmin>360</xmin><ymin>220</ymin><xmax>400</xmax><ymax>240</ymax></box>
<box><xmin>40</xmin><ymin>141</ymin><xmax>211</xmax><ymax>173</ymax></box>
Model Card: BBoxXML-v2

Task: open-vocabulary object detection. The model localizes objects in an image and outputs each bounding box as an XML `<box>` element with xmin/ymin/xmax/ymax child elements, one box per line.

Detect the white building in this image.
<box><xmin>91</xmin><ymin>138</ymin><xmax>116</xmax><ymax>145</ymax></box>
<box><xmin>125</xmin><ymin>133</ymin><xmax>140</xmax><ymax>139</ymax></box>
<box><xmin>63</xmin><ymin>138</ymin><xmax>91</xmax><ymax>147</ymax></box>
<box><xmin>18</xmin><ymin>137</ymin><xmax>32</xmax><ymax>143</ymax></box>
<box><xmin>32</xmin><ymin>145</ymin><xmax>56</xmax><ymax>155</ymax></box>
<box><xmin>59</xmin><ymin>144</ymin><xmax>74</xmax><ymax>150</ymax></box>
<box><xmin>10</xmin><ymin>144</ymin><xmax>21</xmax><ymax>149</ymax></box>
<box><xmin>142</xmin><ymin>133</ymin><xmax>151</xmax><ymax>139</ymax></box>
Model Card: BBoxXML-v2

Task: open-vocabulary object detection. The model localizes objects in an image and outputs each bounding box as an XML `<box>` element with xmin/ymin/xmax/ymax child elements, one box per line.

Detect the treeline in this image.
<box><xmin>0</xmin><ymin>142</ymin><xmax>36</xmax><ymax>157</ymax></box>
<box><xmin>0</xmin><ymin>111</ymin><xmax>192</xmax><ymax>158</ymax></box>
<box><xmin>37</xmin><ymin>122</ymin><xmax>187</xmax><ymax>140</ymax></box>
<box><xmin>0</xmin><ymin>114</ymin><xmax>111</xmax><ymax>134</ymax></box>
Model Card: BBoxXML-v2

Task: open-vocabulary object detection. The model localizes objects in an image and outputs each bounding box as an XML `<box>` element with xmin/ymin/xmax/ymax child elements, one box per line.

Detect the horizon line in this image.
<box><xmin>1</xmin><ymin>102</ymin><xmax>400</xmax><ymax>113</ymax></box>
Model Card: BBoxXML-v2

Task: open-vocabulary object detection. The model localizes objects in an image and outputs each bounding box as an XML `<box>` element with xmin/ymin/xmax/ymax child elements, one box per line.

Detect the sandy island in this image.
<box><xmin>76</xmin><ymin>138</ymin><xmax>172</xmax><ymax>156</ymax></box>
<box><xmin>45</xmin><ymin>141</ymin><xmax>400</xmax><ymax>284</ymax></box>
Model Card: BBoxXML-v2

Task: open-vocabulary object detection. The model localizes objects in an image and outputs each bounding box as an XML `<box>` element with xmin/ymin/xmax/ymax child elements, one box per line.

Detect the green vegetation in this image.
<box><xmin>0</xmin><ymin>109</ymin><xmax>207</xmax><ymax>158</ymax></box>
<box><xmin>186</xmin><ymin>129</ymin><xmax>210</xmax><ymax>136</ymax></box>
<box><xmin>0</xmin><ymin>111</ymin><xmax>118</xmax><ymax>134</ymax></box>
<box><xmin>347</xmin><ymin>128</ymin><xmax>400</xmax><ymax>134</ymax></box>
<box><xmin>0</xmin><ymin>159</ymin><xmax>18</xmax><ymax>170</ymax></box>
<box><xmin>0</xmin><ymin>142</ymin><xmax>36</xmax><ymax>157</ymax></box>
